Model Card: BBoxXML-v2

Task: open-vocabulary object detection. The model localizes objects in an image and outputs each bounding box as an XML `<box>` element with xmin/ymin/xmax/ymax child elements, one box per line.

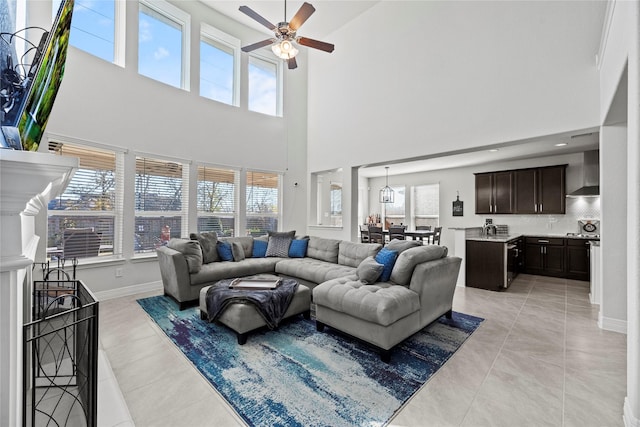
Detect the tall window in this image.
<box><xmin>248</xmin><ymin>55</ymin><xmax>280</xmax><ymax>116</ymax></box>
<box><xmin>48</xmin><ymin>142</ymin><xmax>122</xmax><ymax>260</ymax></box>
<box><xmin>246</xmin><ymin>171</ymin><xmax>280</xmax><ymax>235</ymax></box>
<box><xmin>200</xmin><ymin>24</ymin><xmax>239</xmax><ymax>106</ymax></box>
<box><xmin>135</xmin><ymin>156</ymin><xmax>188</xmax><ymax>253</ymax></box>
<box><xmin>383</xmin><ymin>186</ymin><xmax>406</xmax><ymax>228</ymax></box>
<box><xmin>197</xmin><ymin>165</ymin><xmax>238</xmax><ymax>237</ymax></box>
<box><xmin>53</xmin><ymin>0</ymin><xmax>116</xmax><ymax>63</ymax></box>
<box><xmin>413</xmin><ymin>184</ymin><xmax>440</xmax><ymax>229</ymax></box>
<box><xmin>138</xmin><ymin>0</ymin><xmax>189</xmax><ymax>89</ymax></box>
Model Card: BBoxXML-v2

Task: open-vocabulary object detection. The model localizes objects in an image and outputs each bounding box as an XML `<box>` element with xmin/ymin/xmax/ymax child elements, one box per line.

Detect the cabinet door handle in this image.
<box><xmin>540</xmin><ymin>246</ymin><xmax>543</xmax><ymax>254</ymax></box>
<box><xmin>534</xmin><ymin>204</ymin><xmax>537</xmax><ymax>212</ymax></box>
<box><xmin>540</xmin><ymin>203</ymin><xmax>543</xmax><ymax>212</ymax></box>
<box><xmin>538</xmin><ymin>240</ymin><xmax>549</xmax><ymax>243</ymax></box>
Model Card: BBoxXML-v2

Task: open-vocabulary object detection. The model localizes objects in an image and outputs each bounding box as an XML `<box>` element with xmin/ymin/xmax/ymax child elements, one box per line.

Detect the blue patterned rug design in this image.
<box><xmin>137</xmin><ymin>295</ymin><xmax>483</xmax><ymax>427</ymax></box>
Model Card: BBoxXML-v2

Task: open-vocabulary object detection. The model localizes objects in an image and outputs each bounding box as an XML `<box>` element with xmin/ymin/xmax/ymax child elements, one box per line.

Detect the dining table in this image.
<box><xmin>382</xmin><ymin>229</ymin><xmax>435</xmax><ymax>242</ymax></box>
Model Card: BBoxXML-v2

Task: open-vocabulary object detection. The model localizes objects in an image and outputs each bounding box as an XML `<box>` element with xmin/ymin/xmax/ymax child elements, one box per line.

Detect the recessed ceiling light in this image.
<box><xmin>554</xmin><ymin>143</ymin><xmax>568</xmax><ymax>147</ymax></box>
<box><xmin>488</xmin><ymin>149</ymin><xmax>499</xmax><ymax>152</ymax></box>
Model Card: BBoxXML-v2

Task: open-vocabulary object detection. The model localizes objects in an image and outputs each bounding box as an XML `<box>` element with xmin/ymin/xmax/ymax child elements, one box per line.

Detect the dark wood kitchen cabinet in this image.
<box><xmin>566</xmin><ymin>239</ymin><xmax>590</xmax><ymax>281</ymax></box>
<box><xmin>466</xmin><ymin>240</ymin><xmax>506</xmax><ymax>290</ymax></box>
<box><xmin>475</xmin><ymin>171</ymin><xmax>513</xmax><ymax>214</ymax></box>
<box><xmin>524</xmin><ymin>237</ymin><xmax>565</xmax><ymax>277</ymax></box>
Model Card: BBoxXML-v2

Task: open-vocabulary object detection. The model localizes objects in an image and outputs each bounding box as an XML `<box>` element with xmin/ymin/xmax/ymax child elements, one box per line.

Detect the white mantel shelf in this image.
<box><xmin>0</xmin><ymin>149</ymin><xmax>78</xmax><ymax>426</ymax></box>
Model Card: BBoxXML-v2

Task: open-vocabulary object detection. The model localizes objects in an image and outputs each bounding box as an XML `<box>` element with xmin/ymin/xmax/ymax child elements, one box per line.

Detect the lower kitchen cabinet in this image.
<box><xmin>466</xmin><ymin>239</ymin><xmax>519</xmax><ymax>290</ymax></box>
<box><xmin>566</xmin><ymin>239</ymin><xmax>590</xmax><ymax>281</ymax></box>
<box><xmin>523</xmin><ymin>237</ymin><xmax>565</xmax><ymax>277</ymax></box>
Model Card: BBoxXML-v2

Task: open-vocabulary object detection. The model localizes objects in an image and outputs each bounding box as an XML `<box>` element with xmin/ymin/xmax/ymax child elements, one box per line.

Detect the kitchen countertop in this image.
<box><xmin>466</xmin><ymin>233</ymin><xmax>600</xmax><ymax>243</ymax></box>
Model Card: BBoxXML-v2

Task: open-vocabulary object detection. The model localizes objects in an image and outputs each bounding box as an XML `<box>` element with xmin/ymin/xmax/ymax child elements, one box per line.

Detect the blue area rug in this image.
<box><xmin>137</xmin><ymin>295</ymin><xmax>483</xmax><ymax>427</ymax></box>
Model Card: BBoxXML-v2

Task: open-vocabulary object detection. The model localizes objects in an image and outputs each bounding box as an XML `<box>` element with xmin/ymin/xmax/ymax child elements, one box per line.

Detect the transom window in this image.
<box><xmin>200</xmin><ymin>24</ymin><xmax>239</xmax><ymax>106</ymax></box>
<box><xmin>197</xmin><ymin>165</ymin><xmax>238</xmax><ymax>237</ymax></box>
<box><xmin>248</xmin><ymin>54</ymin><xmax>281</xmax><ymax>116</ymax></box>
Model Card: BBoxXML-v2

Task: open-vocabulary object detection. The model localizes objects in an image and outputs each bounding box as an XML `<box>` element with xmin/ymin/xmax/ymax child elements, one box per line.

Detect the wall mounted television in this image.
<box><xmin>1</xmin><ymin>0</ymin><xmax>74</xmax><ymax>151</ymax></box>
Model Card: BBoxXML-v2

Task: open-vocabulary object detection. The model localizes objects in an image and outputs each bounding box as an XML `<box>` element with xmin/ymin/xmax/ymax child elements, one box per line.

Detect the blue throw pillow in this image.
<box><xmin>375</xmin><ymin>248</ymin><xmax>398</xmax><ymax>282</ymax></box>
<box><xmin>252</xmin><ymin>239</ymin><xmax>268</xmax><ymax>258</ymax></box>
<box><xmin>217</xmin><ymin>241</ymin><xmax>233</xmax><ymax>261</ymax></box>
<box><xmin>288</xmin><ymin>239</ymin><xmax>309</xmax><ymax>258</ymax></box>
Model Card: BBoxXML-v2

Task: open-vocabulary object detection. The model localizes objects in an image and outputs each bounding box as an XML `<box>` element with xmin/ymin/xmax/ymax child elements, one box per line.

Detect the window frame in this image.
<box><xmin>138</xmin><ymin>0</ymin><xmax>191</xmax><ymax>90</ymax></box>
<box><xmin>247</xmin><ymin>52</ymin><xmax>283</xmax><ymax>117</ymax></box>
<box><xmin>200</xmin><ymin>23</ymin><xmax>240</xmax><ymax>107</ymax></box>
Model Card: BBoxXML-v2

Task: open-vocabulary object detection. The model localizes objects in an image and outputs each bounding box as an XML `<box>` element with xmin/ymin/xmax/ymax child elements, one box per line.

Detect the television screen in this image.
<box><xmin>16</xmin><ymin>0</ymin><xmax>75</xmax><ymax>151</ymax></box>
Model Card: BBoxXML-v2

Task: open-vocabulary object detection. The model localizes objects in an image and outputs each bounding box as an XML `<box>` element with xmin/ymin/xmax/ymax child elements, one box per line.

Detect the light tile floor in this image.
<box><xmin>99</xmin><ymin>274</ymin><xmax>627</xmax><ymax>427</ymax></box>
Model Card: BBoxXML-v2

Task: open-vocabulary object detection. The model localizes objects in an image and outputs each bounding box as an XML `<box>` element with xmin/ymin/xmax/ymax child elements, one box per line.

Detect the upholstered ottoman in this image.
<box><xmin>313</xmin><ymin>275</ymin><xmax>421</xmax><ymax>362</ymax></box>
<box><xmin>199</xmin><ymin>275</ymin><xmax>311</xmax><ymax>344</ymax></box>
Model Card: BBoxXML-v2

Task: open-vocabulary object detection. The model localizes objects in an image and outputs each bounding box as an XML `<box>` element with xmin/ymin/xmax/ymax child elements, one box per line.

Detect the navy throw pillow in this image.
<box><xmin>252</xmin><ymin>239</ymin><xmax>268</xmax><ymax>258</ymax></box>
<box><xmin>374</xmin><ymin>248</ymin><xmax>398</xmax><ymax>282</ymax></box>
<box><xmin>288</xmin><ymin>238</ymin><xmax>309</xmax><ymax>258</ymax></box>
<box><xmin>217</xmin><ymin>241</ymin><xmax>233</xmax><ymax>261</ymax></box>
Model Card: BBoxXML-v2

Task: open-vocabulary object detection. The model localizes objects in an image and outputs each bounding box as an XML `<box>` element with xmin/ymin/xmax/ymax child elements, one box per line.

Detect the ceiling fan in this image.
<box><xmin>239</xmin><ymin>1</ymin><xmax>335</xmax><ymax>70</ymax></box>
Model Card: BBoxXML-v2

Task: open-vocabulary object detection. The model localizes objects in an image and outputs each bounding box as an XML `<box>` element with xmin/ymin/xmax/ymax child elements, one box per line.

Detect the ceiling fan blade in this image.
<box><xmin>241</xmin><ymin>39</ymin><xmax>275</xmax><ymax>53</ymax></box>
<box><xmin>297</xmin><ymin>37</ymin><xmax>335</xmax><ymax>53</ymax></box>
<box><xmin>289</xmin><ymin>2</ymin><xmax>315</xmax><ymax>31</ymax></box>
<box><xmin>239</xmin><ymin>6</ymin><xmax>276</xmax><ymax>30</ymax></box>
<box><xmin>288</xmin><ymin>57</ymin><xmax>298</xmax><ymax>70</ymax></box>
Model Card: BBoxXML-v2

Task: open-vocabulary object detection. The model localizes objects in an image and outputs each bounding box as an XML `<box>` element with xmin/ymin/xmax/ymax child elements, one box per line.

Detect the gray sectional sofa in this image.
<box><xmin>156</xmin><ymin>234</ymin><xmax>461</xmax><ymax>361</ymax></box>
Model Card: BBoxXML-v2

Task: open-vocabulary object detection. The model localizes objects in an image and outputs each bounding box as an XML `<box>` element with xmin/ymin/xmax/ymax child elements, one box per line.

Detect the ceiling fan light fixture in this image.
<box><xmin>272</xmin><ymin>39</ymin><xmax>299</xmax><ymax>59</ymax></box>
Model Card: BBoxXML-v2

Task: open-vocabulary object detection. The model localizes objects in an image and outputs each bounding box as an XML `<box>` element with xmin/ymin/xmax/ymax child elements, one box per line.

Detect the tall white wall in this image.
<box><xmin>307</xmin><ymin>1</ymin><xmax>604</xmax><ymax>174</ymax></box>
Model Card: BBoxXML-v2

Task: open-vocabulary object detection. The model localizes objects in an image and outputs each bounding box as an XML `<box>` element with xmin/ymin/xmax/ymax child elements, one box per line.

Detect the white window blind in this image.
<box><xmin>135</xmin><ymin>156</ymin><xmax>188</xmax><ymax>253</ymax></box>
<box><xmin>384</xmin><ymin>186</ymin><xmax>406</xmax><ymax>227</ymax></box>
<box><xmin>413</xmin><ymin>184</ymin><xmax>440</xmax><ymax>229</ymax></box>
<box><xmin>48</xmin><ymin>141</ymin><xmax>122</xmax><ymax>260</ymax></box>
<box><xmin>197</xmin><ymin>165</ymin><xmax>238</xmax><ymax>236</ymax></box>
<box><xmin>246</xmin><ymin>170</ymin><xmax>280</xmax><ymax>235</ymax></box>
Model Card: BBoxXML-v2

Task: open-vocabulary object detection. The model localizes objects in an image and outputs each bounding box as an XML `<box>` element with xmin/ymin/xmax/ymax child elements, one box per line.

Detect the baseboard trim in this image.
<box><xmin>624</xmin><ymin>397</ymin><xmax>640</xmax><ymax>427</ymax></box>
<box><xmin>94</xmin><ymin>281</ymin><xmax>162</xmax><ymax>301</ymax></box>
<box><xmin>598</xmin><ymin>313</ymin><xmax>628</xmax><ymax>334</ymax></box>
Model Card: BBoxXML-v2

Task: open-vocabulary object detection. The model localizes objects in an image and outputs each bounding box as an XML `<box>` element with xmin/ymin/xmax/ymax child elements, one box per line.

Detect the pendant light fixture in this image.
<box><xmin>379</xmin><ymin>167</ymin><xmax>394</xmax><ymax>203</ymax></box>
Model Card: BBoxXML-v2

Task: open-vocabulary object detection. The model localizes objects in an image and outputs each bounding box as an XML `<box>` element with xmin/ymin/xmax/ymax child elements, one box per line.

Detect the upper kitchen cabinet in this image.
<box><xmin>514</xmin><ymin>165</ymin><xmax>567</xmax><ymax>214</ymax></box>
<box><xmin>475</xmin><ymin>171</ymin><xmax>513</xmax><ymax>214</ymax></box>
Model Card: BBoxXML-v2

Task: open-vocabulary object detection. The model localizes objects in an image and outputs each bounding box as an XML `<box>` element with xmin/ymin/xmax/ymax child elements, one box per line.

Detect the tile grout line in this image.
<box><xmin>458</xmin><ymin>281</ymin><xmax>535</xmax><ymax>426</ymax></box>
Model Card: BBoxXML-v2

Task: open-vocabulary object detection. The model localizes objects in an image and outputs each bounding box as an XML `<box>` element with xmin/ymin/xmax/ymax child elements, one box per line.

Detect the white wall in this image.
<box><xmin>24</xmin><ymin>0</ymin><xmax>309</xmax><ymax>297</ymax></box>
<box><xmin>364</xmin><ymin>152</ymin><xmax>598</xmax><ymax>250</ymax></box>
<box><xmin>307</xmin><ymin>1</ymin><xmax>605</xmax><ymax>174</ymax></box>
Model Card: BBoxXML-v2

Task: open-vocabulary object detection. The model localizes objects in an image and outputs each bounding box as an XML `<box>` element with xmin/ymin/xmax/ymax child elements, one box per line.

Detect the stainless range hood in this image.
<box><xmin>567</xmin><ymin>150</ymin><xmax>600</xmax><ymax>197</ymax></box>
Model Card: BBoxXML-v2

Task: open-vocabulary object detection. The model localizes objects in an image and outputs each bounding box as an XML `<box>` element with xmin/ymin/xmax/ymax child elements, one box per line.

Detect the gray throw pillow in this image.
<box><xmin>357</xmin><ymin>256</ymin><xmax>384</xmax><ymax>284</ymax></box>
<box><xmin>190</xmin><ymin>232</ymin><xmax>219</xmax><ymax>263</ymax></box>
<box><xmin>268</xmin><ymin>230</ymin><xmax>296</xmax><ymax>239</ymax></box>
<box><xmin>390</xmin><ymin>245</ymin><xmax>448</xmax><ymax>286</ymax></box>
<box><xmin>167</xmin><ymin>238</ymin><xmax>203</xmax><ymax>274</ymax></box>
<box><xmin>231</xmin><ymin>241</ymin><xmax>246</xmax><ymax>262</ymax></box>
<box><xmin>385</xmin><ymin>239</ymin><xmax>422</xmax><ymax>255</ymax></box>
<box><xmin>266</xmin><ymin>236</ymin><xmax>292</xmax><ymax>257</ymax></box>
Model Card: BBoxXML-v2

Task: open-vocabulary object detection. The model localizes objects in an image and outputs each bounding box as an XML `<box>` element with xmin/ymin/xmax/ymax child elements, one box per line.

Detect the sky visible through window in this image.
<box><xmin>138</xmin><ymin>3</ymin><xmax>182</xmax><ymax>88</ymax></box>
<box><xmin>53</xmin><ymin>0</ymin><xmax>115</xmax><ymax>62</ymax></box>
<box><xmin>200</xmin><ymin>38</ymin><xmax>233</xmax><ymax>105</ymax></box>
<box><xmin>249</xmin><ymin>56</ymin><xmax>277</xmax><ymax>115</ymax></box>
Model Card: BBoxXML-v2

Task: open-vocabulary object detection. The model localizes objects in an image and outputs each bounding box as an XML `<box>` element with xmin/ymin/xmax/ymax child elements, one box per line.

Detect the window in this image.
<box><xmin>197</xmin><ymin>165</ymin><xmax>238</xmax><ymax>237</ymax></box>
<box><xmin>413</xmin><ymin>184</ymin><xmax>440</xmax><ymax>229</ymax></box>
<box><xmin>53</xmin><ymin>0</ymin><xmax>116</xmax><ymax>63</ymax></box>
<box><xmin>383</xmin><ymin>186</ymin><xmax>406</xmax><ymax>228</ymax></box>
<box><xmin>246</xmin><ymin>170</ymin><xmax>280</xmax><ymax>235</ymax></box>
<box><xmin>248</xmin><ymin>55</ymin><xmax>281</xmax><ymax>116</ymax></box>
<box><xmin>135</xmin><ymin>156</ymin><xmax>188</xmax><ymax>253</ymax></box>
<box><xmin>200</xmin><ymin>24</ymin><xmax>239</xmax><ymax>106</ymax></box>
<box><xmin>138</xmin><ymin>0</ymin><xmax>190</xmax><ymax>89</ymax></box>
<box><xmin>47</xmin><ymin>141</ymin><xmax>122</xmax><ymax>260</ymax></box>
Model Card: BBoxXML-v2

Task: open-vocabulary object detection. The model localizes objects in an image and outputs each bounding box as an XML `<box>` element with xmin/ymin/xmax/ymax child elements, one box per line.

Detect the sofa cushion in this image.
<box><xmin>375</xmin><ymin>248</ymin><xmax>398</xmax><ymax>282</ymax></box>
<box><xmin>266</xmin><ymin>236</ymin><xmax>292</xmax><ymax>257</ymax></box>
<box><xmin>385</xmin><ymin>239</ymin><xmax>421</xmax><ymax>254</ymax></box>
<box><xmin>220</xmin><ymin>237</ymin><xmax>254</xmax><ymax>258</ymax></box>
<box><xmin>268</xmin><ymin>230</ymin><xmax>296</xmax><ymax>239</ymax></box>
<box><xmin>390</xmin><ymin>245</ymin><xmax>449</xmax><ymax>286</ymax></box>
<box><xmin>231</xmin><ymin>242</ymin><xmax>246</xmax><ymax>262</ymax></box>
<box><xmin>252</xmin><ymin>239</ymin><xmax>268</xmax><ymax>258</ymax></box>
<box><xmin>313</xmin><ymin>277</ymin><xmax>420</xmax><ymax>326</ymax></box>
<box><xmin>190</xmin><ymin>232</ymin><xmax>219</xmax><ymax>263</ymax></box>
<box><xmin>167</xmin><ymin>238</ymin><xmax>203</xmax><ymax>273</ymax></box>
<box><xmin>307</xmin><ymin>236</ymin><xmax>341</xmax><ymax>263</ymax></box>
<box><xmin>190</xmin><ymin>258</ymin><xmax>283</xmax><ymax>286</ymax></box>
<box><xmin>338</xmin><ymin>241</ymin><xmax>382</xmax><ymax>267</ymax></box>
<box><xmin>217</xmin><ymin>241</ymin><xmax>233</xmax><ymax>261</ymax></box>
<box><xmin>288</xmin><ymin>238</ymin><xmax>309</xmax><ymax>258</ymax></box>
<box><xmin>275</xmin><ymin>258</ymin><xmax>356</xmax><ymax>284</ymax></box>
<box><xmin>356</xmin><ymin>256</ymin><xmax>383</xmax><ymax>284</ymax></box>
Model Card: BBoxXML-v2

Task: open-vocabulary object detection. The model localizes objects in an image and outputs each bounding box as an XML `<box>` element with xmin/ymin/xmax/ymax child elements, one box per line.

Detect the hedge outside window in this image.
<box><xmin>197</xmin><ymin>165</ymin><xmax>238</xmax><ymax>237</ymax></box>
<box><xmin>135</xmin><ymin>156</ymin><xmax>188</xmax><ymax>253</ymax></box>
<box><xmin>47</xmin><ymin>141</ymin><xmax>122</xmax><ymax>260</ymax></box>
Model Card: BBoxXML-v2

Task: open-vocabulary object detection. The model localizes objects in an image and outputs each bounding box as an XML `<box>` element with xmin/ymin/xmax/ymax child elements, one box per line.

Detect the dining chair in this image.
<box><xmin>416</xmin><ymin>225</ymin><xmax>432</xmax><ymax>231</ymax></box>
<box><xmin>368</xmin><ymin>226</ymin><xmax>385</xmax><ymax>245</ymax></box>
<box><xmin>359</xmin><ymin>224</ymin><xmax>370</xmax><ymax>243</ymax></box>
<box><xmin>388</xmin><ymin>225</ymin><xmax>406</xmax><ymax>241</ymax></box>
<box><xmin>431</xmin><ymin>227</ymin><xmax>442</xmax><ymax>245</ymax></box>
